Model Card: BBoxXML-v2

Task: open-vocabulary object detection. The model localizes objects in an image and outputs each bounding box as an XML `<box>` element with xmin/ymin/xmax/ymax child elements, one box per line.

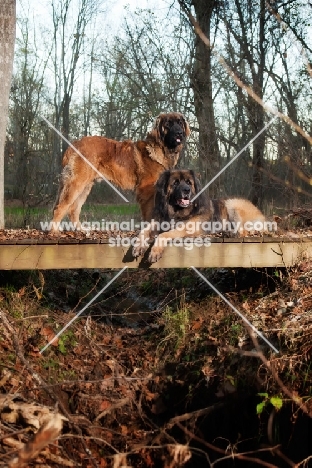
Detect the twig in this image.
<box><xmin>70</xmin><ymin>275</ymin><xmax>101</xmax><ymax>315</ymax></box>
<box><xmin>295</xmin><ymin>455</ymin><xmax>312</xmax><ymax>467</ymax></box>
<box><xmin>176</xmin><ymin>422</ymin><xmax>280</xmax><ymax>468</ymax></box>
<box><xmin>0</xmin><ymin>428</ymin><xmax>29</xmax><ymax>442</ymax></box>
<box><xmin>60</xmin><ymin>434</ymin><xmax>119</xmax><ymax>454</ymax></box>
<box><xmin>165</xmin><ymin>402</ymin><xmax>224</xmax><ymax>429</ymax></box>
<box><xmin>95</xmin><ymin>397</ymin><xmax>131</xmax><ymax>422</ymax></box>
<box><xmin>16</xmin><ymin>314</ymin><xmax>49</xmax><ymax>321</ymax></box>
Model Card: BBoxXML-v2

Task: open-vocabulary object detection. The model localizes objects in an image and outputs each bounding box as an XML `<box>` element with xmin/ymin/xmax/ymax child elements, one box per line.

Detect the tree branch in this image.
<box><xmin>177</xmin><ymin>0</ymin><xmax>312</xmax><ymax>146</ymax></box>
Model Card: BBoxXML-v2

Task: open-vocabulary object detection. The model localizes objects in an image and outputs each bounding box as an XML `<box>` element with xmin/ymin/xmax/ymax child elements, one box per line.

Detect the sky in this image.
<box><xmin>17</xmin><ymin>0</ymin><xmax>155</xmax><ymax>32</ymax></box>
<box><xmin>14</xmin><ymin>0</ymin><xmax>166</xmax><ymax>123</ymax></box>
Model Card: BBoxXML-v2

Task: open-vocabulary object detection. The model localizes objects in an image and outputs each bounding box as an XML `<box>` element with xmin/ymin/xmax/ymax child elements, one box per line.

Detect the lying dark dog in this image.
<box><xmin>133</xmin><ymin>169</ymin><xmax>268</xmax><ymax>263</ymax></box>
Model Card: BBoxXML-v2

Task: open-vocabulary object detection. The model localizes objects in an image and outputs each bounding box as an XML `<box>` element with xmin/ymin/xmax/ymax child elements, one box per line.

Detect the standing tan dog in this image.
<box><xmin>133</xmin><ymin>169</ymin><xmax>268</xmax><ymax>263</ymax></box>
<box><xmin>51</xmin><ymin>113</ymin><xmax>190</xmax><ymax>230</ymax></box>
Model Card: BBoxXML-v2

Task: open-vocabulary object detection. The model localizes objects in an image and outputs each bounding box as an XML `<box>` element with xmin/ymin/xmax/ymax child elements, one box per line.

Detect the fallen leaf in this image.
<box><xmin>191</xmin><ymin>318</ymin><xmax>203</xmax><ymax>330</ymax></box>
<box><xmin>40</xmin><ymin>326</ymin><xmax>59</xmax><ymax>347</ymax></box>
<box><xmin>120</xmin><ymin>424</ymin><xmax>128</xmax><ymax>435</ymax></box>
<box><xmin>99</xmin><ymin>400</ymin><xmax>111</xmax><ymax>411</ymax></box>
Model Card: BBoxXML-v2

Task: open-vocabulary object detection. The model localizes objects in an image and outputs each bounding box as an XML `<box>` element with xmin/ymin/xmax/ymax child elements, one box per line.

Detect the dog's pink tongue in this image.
<box><xmin>178</xmin><ymin>199</ymin><xmax>190</xmax><ymax>206</ymax></box>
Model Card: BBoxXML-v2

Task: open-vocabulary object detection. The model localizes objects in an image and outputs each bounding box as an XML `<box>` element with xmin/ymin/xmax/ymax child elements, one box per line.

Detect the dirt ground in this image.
<box><xmin>0</xmin><ymin>261</ymin><xmax>311</xmax><ymax>467</ymax></box>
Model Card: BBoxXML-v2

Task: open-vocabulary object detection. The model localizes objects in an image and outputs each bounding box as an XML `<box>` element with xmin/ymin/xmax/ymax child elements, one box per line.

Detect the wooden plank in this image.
<box><xmin>0</xmin><ymin>241</ymin><xmax>311</xmax><ymax>270</ymax></box>
<box><xmin>57</xmin><ymin>238</ymin><xmax>80</xmax><ymax>244</ymax></box>
<box><xmin>15</xmin><ymin>238</ymin><xmax>39</xmax><ymax>245</ymax></box>
<box><xmin>223</xmin><ymin>237</ymin><xmax>244</xmax><ymax>243</ymax></box>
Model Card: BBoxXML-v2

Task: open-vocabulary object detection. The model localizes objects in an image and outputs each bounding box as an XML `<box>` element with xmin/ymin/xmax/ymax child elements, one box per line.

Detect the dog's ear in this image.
<box><xmin>152</xmin><ymin>170</ymin><xmax>171</xmax><ymax>221</ymax></box>
<box><xmin>152</xmin><ymin>113</ymin><xmax>165</xmax><ymax>140</ymax></box>
<box><xmin>191</xmin><ymin>170</ymin><xmax>201</xmax><ymax>193</ymax></box>
<box><xmin>158</xmin><ymin>114</ymin><xmax>167</xmax><ymax>140</ymax></box>
<box><xmin>190</xmin><ymin>170</ymin><xmax>207</xmax><ymax>212</ymax></box>
<box><xmin>179</xmin><ymin>114</ymin><xmax>190</xmax><ymax>137</ymax></box>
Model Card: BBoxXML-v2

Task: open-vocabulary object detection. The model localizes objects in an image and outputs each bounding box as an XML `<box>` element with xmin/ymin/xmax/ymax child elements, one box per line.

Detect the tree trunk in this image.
<box><xmin>250</xmin><ymin>0</ymin><xmax>265</xmax><ymax>208</ymax></box>
<box><xmin>62</xmin><ymin>93</ymin><xmax>70</xmax><ymax>155</ymax></box>
<box><xmin>190</xmin><ymin>0</ymin><xmax>220</xmax><ymax>195</ymax></box>
<box><xmin>0</xmin><ymin>0</ymin><xmax>16</xmax><ymax>228</ymax></box>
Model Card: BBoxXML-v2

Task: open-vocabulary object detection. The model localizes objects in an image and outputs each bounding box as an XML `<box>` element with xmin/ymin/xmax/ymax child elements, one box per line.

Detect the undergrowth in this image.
<box><xmin>0</xmin><ymin>264</ymin><xmax>311</xmax><ymax>467</ymax></box>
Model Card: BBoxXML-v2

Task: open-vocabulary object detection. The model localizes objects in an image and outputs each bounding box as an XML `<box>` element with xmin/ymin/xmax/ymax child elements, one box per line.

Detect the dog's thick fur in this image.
<box><xmin>133</xmin><ymin>169</ymin><xmax>266</xmax><ymax>263</ymax></box>
<box><xmin>51</xmin><ymin>113</ymin><xmax>190</xmax><ymax>230</ymax></box>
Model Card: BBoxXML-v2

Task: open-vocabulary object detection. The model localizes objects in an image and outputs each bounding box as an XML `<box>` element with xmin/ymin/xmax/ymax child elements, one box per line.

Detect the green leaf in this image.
<box><xmin>257</xmin><ymin>392</ymin><xmax>268</xmax><ymax>398</ymax></box>
<box><xmin>256</xmin><ymin>401</ymin><xmax>266</xmax><ymax>414</ymax></box>
<box><xmin>226</xmin><ymin>375</ymin><xmax>235</xmax><ymax>386</ymax></box>
<box><xmin>58</xmin><ymin>338</ymin><xmax>67</xmax><ymax>355</ymax></box>
<box><xmin>270</xmin><ymin>397</ymin><xmax>283</xmax><ymax>410</ymax></box>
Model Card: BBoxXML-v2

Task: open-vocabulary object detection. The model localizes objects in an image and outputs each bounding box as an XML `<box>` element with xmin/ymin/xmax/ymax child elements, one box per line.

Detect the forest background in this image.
<box><xmin>4</xmin><ymin>0</ymin><xmax>312</xmax><ymax>221</ymax></box>
<box><xmin>1</xmin><ymin>2</ymin><xmax>312</xmax><ymax>466</ymax></box>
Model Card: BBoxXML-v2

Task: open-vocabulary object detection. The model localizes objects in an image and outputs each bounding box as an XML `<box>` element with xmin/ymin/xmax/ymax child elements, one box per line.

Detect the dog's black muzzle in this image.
<box><xmin>173</xmin><ymin>182</ymin><xmax>192</xmax><ymax>207</ymax></box>
<box><xmin>164</xmin><ymin>122</ymin><xmax>185</xmax><ymax>149</ymax></box>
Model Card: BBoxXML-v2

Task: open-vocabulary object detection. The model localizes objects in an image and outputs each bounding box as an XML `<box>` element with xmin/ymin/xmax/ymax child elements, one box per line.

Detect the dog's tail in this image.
<box><xmin>52</xmin><ymin>165</ymin><xmax>73</xmax><ymax>211</ymax></box>
<box><xmin>225</xmin><ymin>198</ymin><xmax>275</xmax><ymax>234</ymax></box>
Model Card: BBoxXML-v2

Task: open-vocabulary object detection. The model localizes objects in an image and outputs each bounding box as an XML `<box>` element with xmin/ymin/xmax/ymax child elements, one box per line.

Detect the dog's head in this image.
<box><xmin>152</xmin><ymin>112</ymin><xmax>190</xmax><ymax>150</ymax></box>
<box><xmin>153</xmin><ymin>169</ymin><xmax>207</xmax><ymax>221</ymax></box>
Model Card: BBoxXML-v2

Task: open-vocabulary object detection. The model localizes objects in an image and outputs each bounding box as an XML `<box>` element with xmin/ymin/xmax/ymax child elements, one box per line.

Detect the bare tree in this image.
<box><xmin>231</xmin><ymin>0</ymin><xmax>267</xmax><ymax>207</ymax></box>
<box><xmin>0</xmin><ymin>0</ymin><xmax>15</xmax><ymax>228</ymax></box>
<box><xmin>178</xmin><ymin>0</ymin><xmax>221</xmax><ymax>194</ymax></box>
<box><xmin>94</xmin><ymin>7</ymin><xmax>193</xmax><ymax>140</ymax></box>
<box><xmin>8</xmin><ymin>18</ymin><xmax>50</xmax><ymax>203</ymax></box>
<box><xmin>51</xmin><ymin>0</ymin><xmax>99</xmax><ymax>170</ymax></box>
<box><xmin>6</xmin><ymin>0</ymin><xmax>312</xmax><ymax>215</ymax></box>
<box><xmin>264</xmin><ymin>3</ymin><xmax>312</xmax><ymax>208</ymax></box>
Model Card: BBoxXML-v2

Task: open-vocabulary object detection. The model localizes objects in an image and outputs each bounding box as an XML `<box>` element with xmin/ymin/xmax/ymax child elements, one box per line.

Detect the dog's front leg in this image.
<box><xmin>148</xmin><ymin>228</ymin><xmax>185</xmax><ymax>263</ymax></box>
<box><xmin>148</xmin><ymin>234</ymin><xmax>168</xmax><ymax>263</ymax></box>
<box><xmin>148</xmin><ymin>220</ymin><xmax>203</xmax><ymax>263</ymax></box>
<box><xmin>132</xmin><ymin>222</ymin><xmax>154</xmax><ymax>258</ymax></box>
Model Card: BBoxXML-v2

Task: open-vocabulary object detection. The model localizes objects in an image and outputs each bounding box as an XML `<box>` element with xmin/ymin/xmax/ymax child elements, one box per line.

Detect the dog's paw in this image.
<box><xmin>49</xmin><ymin>226</ymin><xmax>63</xmax><ymax>234</ymax></box>
<box><xmin>148</xmin><ymin>246</ymin><xmax>164</xmax><ymax>263</ymax></box>
<box><xmin>132</xmin><ymin>240</ymin><xmax>148</xmax><ymax>258</ymax></box>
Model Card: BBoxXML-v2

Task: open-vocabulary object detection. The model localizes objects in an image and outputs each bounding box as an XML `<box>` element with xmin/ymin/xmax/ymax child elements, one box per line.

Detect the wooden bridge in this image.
<box><xmin>0</xmin><ymin>233</ymin><xmax>311</xmax><ymax>269</ymax></box>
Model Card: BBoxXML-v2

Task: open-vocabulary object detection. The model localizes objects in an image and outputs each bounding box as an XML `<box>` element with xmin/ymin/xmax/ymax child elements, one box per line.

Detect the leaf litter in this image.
<box><xmin>0</xmin><ymin>262</ymin><xmax>311</xmax><ymax>466</ymax></box>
